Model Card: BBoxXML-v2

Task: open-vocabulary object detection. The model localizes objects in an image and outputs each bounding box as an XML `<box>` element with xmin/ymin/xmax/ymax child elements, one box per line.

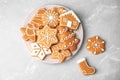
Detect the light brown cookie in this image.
<box><xmin>42</xmin><ymin>9</ymin><xmax>59</xmax><ymax>27</ymax></box>
<box><xmin>53</xmin><ymin>7</ymin><xmax>66</xmax><ymax>15</ymax></box>
<box><xmin>20</xmin><ymin>23</ymin><xmax>38</xmax><ymax>42</ymax></box>
<box><xmin>36</xmin><ymin>25</ymin><xmax>58</xmax><ymax>49</ymax></box>
<box><xmin>86</xmin><ymin>36</ymin><xmax>105</xmax><ymax>55</ymax></box>
<box><xmin>30</xmin><ymin>8</ymin><xmax>46</xmax><ymax>29</ymax></box>
<box><xmin>51</xmin><ymin>43</ymin><xmax>71</xmax><ymax>62</ymax></box>
<box><xmin>57</xmin><ymin>26</ymin><xmax>80</xmax><ymax>51</ymax></box>
<box><xmin>60</xmin><ymin>10</ymin><xmax>80</xmax><ymax>30</ymax></box>
<box><xmin>57</xmin><ymin>26</ymin><xmax>69</xmax><ymax>35</ymax></box>
<box><xmin>77</xmin><ymin>58</ymin><xmax>96</xmax><ymax>76</ymax></box>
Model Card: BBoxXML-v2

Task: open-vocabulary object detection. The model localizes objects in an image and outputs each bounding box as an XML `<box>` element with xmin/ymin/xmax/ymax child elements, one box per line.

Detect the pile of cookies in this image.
<box><xmin>20</xmin><ymin>6</ymin><xmax>81</xmax><ymax>63</ymax></box>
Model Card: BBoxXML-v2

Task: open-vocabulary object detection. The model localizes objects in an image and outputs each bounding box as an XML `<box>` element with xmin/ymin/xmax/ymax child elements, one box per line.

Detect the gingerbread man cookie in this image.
<box><xmin>42</xmin><ymin>9</ymin><xmax>59</xmax><ymax>27</ymax></box>
<box><xmin>60</xmin><ymin>10</ymin><xmax>80</xmax><ymax>30</ymax></box>
<box><xmin>51</xmin><ymin>43</ymin><xmax>71</xmax><ymax>62</ymax></box>
<box><xmin>86</xmin><ymin>36</ymin><xmax>105</xmax><ymax>55</ymax></box>
<box><xmin>20</xmin><ymin>23</ymin><xmax>39</xmax><ymax>42</ymax></box>
<box><xmin>36</xmin><ymin>25</ymin><xmax>58</xmax><ymax>49</ymax></box>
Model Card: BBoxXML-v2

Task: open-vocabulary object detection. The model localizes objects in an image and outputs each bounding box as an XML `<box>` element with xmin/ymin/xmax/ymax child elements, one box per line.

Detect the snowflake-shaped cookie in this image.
<box><xmin>86</xmin><ymin>36</ymin><xmax>105</xmax><ymax>55</ymax></box>
<box><xmin>36</xmin><ymin>25</ymin><xmax>58</xmax><ymax>49</ymax></box>
<box><xmin>30</xmin><ymin>43</ymin><xmax>51</xmax><ymax>60</ymax></box>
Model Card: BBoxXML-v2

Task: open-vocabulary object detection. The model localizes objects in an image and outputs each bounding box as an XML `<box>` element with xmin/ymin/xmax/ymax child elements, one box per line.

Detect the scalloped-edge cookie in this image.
<box><xmin>42</xmin><ymin>9</ymin><xmax>59</xmax><ymax>27</ymax></box>
<box><xmin>86</xmin><ymin>36</ymin><xmax>105</xmax><ymax>55</ymax></box>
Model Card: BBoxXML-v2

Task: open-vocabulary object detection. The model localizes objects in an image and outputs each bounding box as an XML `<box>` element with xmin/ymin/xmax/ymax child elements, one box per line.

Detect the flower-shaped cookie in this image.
<box><xmin>86</xmin><ymin>36</ymin><xmax>105</xmax><ymax>55</ymax></box>
<box><xmin>42</xmin><ymin>9</ymin><xmax>59</xmax><ymax>27</ymax></box>
<box><xmin>51</xmin><ymin>43</ymin><xmax>71</xmax><ymax>62</ymax></box>
<box><xmin>36</xmin><ymin>25</ymin><xmax>58</xmax><ymax>49</ymax></box>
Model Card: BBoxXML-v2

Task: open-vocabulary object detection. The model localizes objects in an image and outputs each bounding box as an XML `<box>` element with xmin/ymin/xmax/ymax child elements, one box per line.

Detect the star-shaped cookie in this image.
<box><xmin>36</xmin><ymin>25</ymin><xmax>58</xmax><ymax>49</ymax></box>
<box><xmin>51</xmin><ymin>43</ymin><xmax>71</xmax><ymax>62</ymax></box>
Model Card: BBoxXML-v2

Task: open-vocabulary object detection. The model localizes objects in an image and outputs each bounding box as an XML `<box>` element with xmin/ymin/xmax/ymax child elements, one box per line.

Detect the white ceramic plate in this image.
<box><xmin>25</xmin><ymin>5</ymin><xmax>84</xmax><ymax>64</ymax></box>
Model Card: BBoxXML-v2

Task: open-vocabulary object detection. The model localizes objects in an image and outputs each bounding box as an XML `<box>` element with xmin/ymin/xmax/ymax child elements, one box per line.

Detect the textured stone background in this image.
<box><xmin>0</xmin><ymin>0</ymin><xmax>120</xmax><ymax>80</ymax></box>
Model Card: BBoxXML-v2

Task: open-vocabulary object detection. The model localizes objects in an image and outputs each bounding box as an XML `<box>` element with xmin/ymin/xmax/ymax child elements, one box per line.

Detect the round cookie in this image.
<box><xmin>86</xmin><ymin>36</ymin><xmax>105</xmax><ymax>55</ymax></box>
<box><xmin>42</xmin><ymin>9</ymin><xmax>59</xmax><ymax>27</ymax></box>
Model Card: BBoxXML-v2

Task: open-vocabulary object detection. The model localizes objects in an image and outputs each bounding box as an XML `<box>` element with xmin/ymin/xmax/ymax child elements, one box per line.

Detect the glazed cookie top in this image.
<box><xmin>86</xmin><ymin>36</ymin><xmax>105</xmax><ymax>55</ymax></box>
<box><xmin>36</xmin><ymin>25</ymin><xmax>58</xmax><ymax>49</ymax></box>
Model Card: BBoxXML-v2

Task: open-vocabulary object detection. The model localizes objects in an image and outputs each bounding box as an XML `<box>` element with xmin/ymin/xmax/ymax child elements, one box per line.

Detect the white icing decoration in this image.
<box><xmin>59</xmin><ymin>27</ymin><xmax>68</xmax><ymax>34</ymax></box>
<box><xmin>94</xmin><ymin>51</ymin><xmax>96</xmax><ymax>54</ymax></box>
<box><xmin>67</xmin><ymin>20</ymin><xmax>72</xmax><ymax>27</ymax></box>
<box><xmin>102</xmin><ymin>41</ymin><xmax>104</xmax><ymax>43</ymax></box>
<box><xmin>61</xmin><ymin>33</ymin><xmax>74</xmax><ymax>42</ymax></box>
<box><xmin>43</xmin><ymin>48</ymin><xmax>51</xmax><ymax>55</ymax></box>
<box><xmin>25</xmin><ymin>23</ymin><xmax>39</xmax><ymax>37</ymax></box>
<box><xmin>31</xmin><ymin>49</ymin><xmax>40</xmax><ymax>56</ymax></box>
<box><xmin>38</xmin><ymin>25</ymin><xmax>58</xmax><ymax>48</ymax></box>
<box><xmin>96</xmin><ymin>36</ymin><xmax>98</xmax><ymax>39</ymax></box>
<box><xmin>87</xmin><ymin>46</ymin><xmax>90</xmax><ymax>49</ymax></box>
<box><xmin>30</xmin><ymin>43</ymin><xmax>40</xmax><ymax>49</ymax></box>
<box><xmin>101</xmin><ymin>48</ymin><xmax>104</xmax><ymax>51</ymax></box>
<box><xmin>37</xmin><ymin>50</ymin><xmax>46</xmax><ymax>60</ymax></box>
<box><xmin>42</xmin><ymin>10</ymin><xmax>58</xmax><ymax>26</ymax></box>
<box><xmin>30</xmin><ymin>43</ymin><xmax>51</xmax><ymax>59</ymax></box>
<box><xmin>88</xmin><ymin>39</ymin><xmax>91</xmax><ymax>42</ymax></box>
<box><xmin>64</xmin><ymin>38</ymin><xmax>78</xmax><ymax>49</ymax></box>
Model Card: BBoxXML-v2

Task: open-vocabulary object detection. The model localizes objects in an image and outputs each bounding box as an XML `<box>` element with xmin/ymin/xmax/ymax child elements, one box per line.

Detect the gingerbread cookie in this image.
<box><xmin>20</xmin><ymin>23</ymin><xmax>39</xmax><ymax>42</ymax></box>
<box><xmin>60</xmin><ymin>10</ymin><xmax>80</xmax><ymax>30</ymax></box>
<box><xmin>30</xmin><ymin>8</ymin><xmax>46</xmax><ymax>29</ymax></box>
<box><xmin>36</xmin><ymin>25</ymin><xmax>58</xmax><ymax>49</ymax></box>
<box><xmin>54</xmin><ymin>7</ymin><xmax>66</xmax><ymax>15</ymax></box>
<box><xmin>77</xmin><ymin>58</ymin><xmax>96</xmax><ymax>76</ymax></box>
<box><xmin>57</xmin><ymin>26</ymin><xmax>80</xmax><ymax>51</ymax></box>
<box><xmin>86</xmin><ymin>36</ymin><xmax>105</xmax><ymax>55</ymax></box>
<box><xmin>57</xmin><ymin>26</ymin><xmax>69</xmax><ymax>35</ymax></box>
<box><xmin>30</xmin><ymin>43</ymin><xmax>51</xmax><ymax>60</ymax></box>
<box><xmin>51</xmin><ymin>43</ymin><xmax>71</xmax><ymax>62</ymax></box>
<box><xmin>42</xmin><ymin>9</ymin><xmax>59</xmax><ymax>27</ymax></box>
